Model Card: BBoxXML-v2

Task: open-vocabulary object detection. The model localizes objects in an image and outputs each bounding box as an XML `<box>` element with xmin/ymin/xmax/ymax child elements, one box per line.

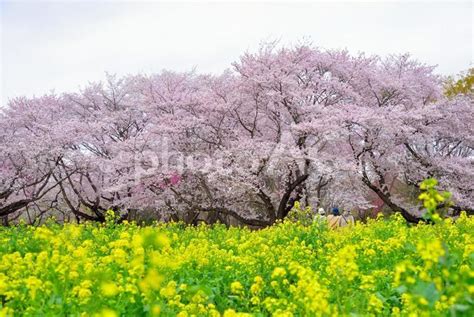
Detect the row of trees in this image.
<box><xmin>1</xmin><ymin>44</ymin><xmax>473</xmax><ymax>226</ymax></box>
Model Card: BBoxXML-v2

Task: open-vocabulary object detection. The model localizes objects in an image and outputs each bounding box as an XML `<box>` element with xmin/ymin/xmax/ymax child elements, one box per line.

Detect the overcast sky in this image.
<box><xmin>0</xmin><ymin>0</ymin><xmax>472</xmax><ymax>106</ymax></box>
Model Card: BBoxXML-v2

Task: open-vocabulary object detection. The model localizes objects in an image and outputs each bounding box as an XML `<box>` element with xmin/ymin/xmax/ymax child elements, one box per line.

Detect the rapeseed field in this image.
<box><xmin>0</xmin><ymin>213</ymin><xmax>473</xmax><ymax>316</ymax></box>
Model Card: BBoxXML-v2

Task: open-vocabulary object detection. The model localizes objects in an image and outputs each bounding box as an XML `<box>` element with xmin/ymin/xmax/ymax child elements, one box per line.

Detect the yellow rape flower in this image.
<box><xmin>368</xmin><ymin>294</ymin><xmax>384</xmax><ymax>313</ymax></box>
<box><xmin>223</xmin><ymin>309</ymin><xmax>252</xmax><ymax>317</ymax></box>
<box><xmin>160</xmin><ymin>281</ymin><xmax>177</xmax><ymax>298</ymax></box>
<box><xmin>230</xmin><ymin>281</ymin><xmax>244</xmax><ymax>295</ymax></box>
<box><xmin>271</xmin><ymin>267</ymin><xmax>287</xmax><ymax>279</ymax></box>
<box><xmin>0</xmin><ymin>307</ymin><xmax>14</xmax><ymax>317</ymax></box>
<box><xmin>151</xmin><ymin>305</ymin><xmax>161</xmax><ymax>316</ymax></box>
<box><xmin>139</xmin><ymin>269</ymin><xmax>163</xmax><ymax>294</ymax></box>
<box><xmin>417</xmin><ymin>239</ymin><xmax>445</xmax><ymax>263</ymax></box>
<box><xmin>25</xmin><ymin>276</ymin><xmax>42</xmax><ymax>300</ymax></box>
<box><xmin>96</xmin><ymin>308</ymin><xmax>117</xmax><ymax>317</ymax></box>
<box><xmin>101</xmin><ymin>282</ymin><xmax>119</xmax><ymax>297</ymax></box>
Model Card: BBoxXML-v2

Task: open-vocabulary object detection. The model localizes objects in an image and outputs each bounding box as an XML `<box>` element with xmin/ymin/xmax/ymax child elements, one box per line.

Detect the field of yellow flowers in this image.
<box><xmin>0</xmin><ymin>213</ymin><xmax>473</xmax><ymax>316</ymax></box>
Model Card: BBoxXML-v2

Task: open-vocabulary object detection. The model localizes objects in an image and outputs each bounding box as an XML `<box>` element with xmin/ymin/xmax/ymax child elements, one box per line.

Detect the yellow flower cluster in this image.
<box><xmin>0</xmin><ymin>212</ymin><xmax>472</xmax><ymax>316</ymax></box>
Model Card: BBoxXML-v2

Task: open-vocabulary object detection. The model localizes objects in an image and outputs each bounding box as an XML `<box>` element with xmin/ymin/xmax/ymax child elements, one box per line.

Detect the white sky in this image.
<box><xmin>1</xmin><ymin>0</ymin><xmax>473</xmax><ymax>106</ymax></box>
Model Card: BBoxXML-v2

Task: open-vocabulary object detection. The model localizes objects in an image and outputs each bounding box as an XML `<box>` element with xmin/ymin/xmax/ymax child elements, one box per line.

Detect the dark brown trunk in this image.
<box><xmin>276</xmin><ymin>174</ymin><xmax>309</xmax><ymax>219</ymax></box>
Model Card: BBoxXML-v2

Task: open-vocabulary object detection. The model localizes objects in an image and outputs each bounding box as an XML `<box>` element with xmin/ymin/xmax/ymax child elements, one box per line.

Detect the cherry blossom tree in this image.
<box><xmin>336</xmin><ymin>55</ymin><xmax>473</xmax><ymax>221</ymax></box>
<box><xmin>0</xmin><ymin>95</ymin><xmax>78</xmax><ymax>224</ymax></box>
<box><xmin>1</xmin><ymin>43</ymin><xmax>472</xmax><ymax>225</ymax></box>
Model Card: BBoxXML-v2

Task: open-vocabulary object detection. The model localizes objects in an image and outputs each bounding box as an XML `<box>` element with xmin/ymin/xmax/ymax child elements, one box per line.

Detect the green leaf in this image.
<box><xmin>413</xmin><ymin>281</ymin><xmax>440</xmax><ymax>305</ymax></box>
<box><xmin>395</xmin><ymin>285</ymin><xmax>407</xmax><ymax>294</ymax></box>
<box><xmin>453</xmin><ymin>304</ymin><xmax>470</xmax><ymax>312</ymax></box>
